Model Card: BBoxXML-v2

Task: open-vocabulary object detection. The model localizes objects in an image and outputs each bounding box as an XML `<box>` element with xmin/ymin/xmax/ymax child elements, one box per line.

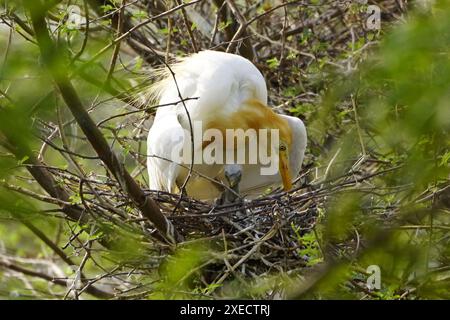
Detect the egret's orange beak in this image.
<box><xmin>279</xmin><ymin>152</ymin><xmax>292</xmax><ymax>191</ymax></box>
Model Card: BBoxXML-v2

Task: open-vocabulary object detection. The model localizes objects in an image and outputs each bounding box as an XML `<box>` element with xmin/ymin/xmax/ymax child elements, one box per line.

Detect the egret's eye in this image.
<box><xmin>279</xmin><ymin>145</ymin><xmax>287</xmax><ymax>152</ymax></box>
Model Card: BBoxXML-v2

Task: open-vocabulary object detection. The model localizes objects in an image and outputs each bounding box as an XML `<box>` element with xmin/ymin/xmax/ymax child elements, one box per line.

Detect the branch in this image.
<box><xmin>86</xmin><ymin>0</ymin><xmax>204</xmax><ymax>65</ymax></box>
<box><xmin>175</xmin><ymin>0</ymin><xmax>199</xmax><ymax>53</ymax></box>
<box><xmin>225</xmin><ymin>0</ymin><xmax>253</xmax><ymax>60</ymax></box>
<box><xmin>24</xmin><ymin>0</ymin><xmax>181</xmax><ymax>244</ymax></box>
<box><xmin>0</xmin><ymin>133</ymin><xmax>86</xmax><ymax>224</ymax></box>
<box><xmin>0</xmin><ymin>259</ymin><xmax>113</xmax><ymax>299</ymax></box>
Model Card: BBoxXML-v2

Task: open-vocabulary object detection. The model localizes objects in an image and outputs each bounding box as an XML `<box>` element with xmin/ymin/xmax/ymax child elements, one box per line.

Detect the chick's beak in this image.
<box><xmin>279</xmin><ymin>152</ymin><xmax>293</xmax><ymax>191</ymax></box>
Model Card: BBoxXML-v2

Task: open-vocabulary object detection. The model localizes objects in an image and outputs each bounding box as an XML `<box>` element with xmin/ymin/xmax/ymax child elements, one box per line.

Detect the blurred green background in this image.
<box><xmin>0</xmin><ymin>0</ymin><xmax>449</xmax><ymax>299</ymax></box>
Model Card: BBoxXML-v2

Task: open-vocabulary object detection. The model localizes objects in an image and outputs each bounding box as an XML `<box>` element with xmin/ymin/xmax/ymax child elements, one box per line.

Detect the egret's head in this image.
<box><xmin>278</xmin><ymin>115</ymin><xmax>307</xmax><ymax>192</ymax></box>
<box><xmin>207</xmin><ymin>99</ymin><xmax>300</xmax><ymax>192</ymax></box>
<box><xmin>239</xmin><ymin>99</ymin><xmax>294</xmax><ymax>192</ymax></box>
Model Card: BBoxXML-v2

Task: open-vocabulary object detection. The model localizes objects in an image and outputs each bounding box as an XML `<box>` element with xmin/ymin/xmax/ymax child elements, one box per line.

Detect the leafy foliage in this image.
<box><xmin>0</xmin><ymin>0</ymin><xmax>449</xmax><ymax>300</ymax></box>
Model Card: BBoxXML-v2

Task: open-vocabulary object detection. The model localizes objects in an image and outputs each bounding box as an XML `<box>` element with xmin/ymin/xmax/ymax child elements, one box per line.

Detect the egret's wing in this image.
<box><xmin>147</xmin><ymin>114</ymin><xmax>185</xmax><ymax>193</ymax></box>
<box><xmin>151</xmin><ymin>50</ymin><xmax>268</xmax><ymax>120</ymax></box>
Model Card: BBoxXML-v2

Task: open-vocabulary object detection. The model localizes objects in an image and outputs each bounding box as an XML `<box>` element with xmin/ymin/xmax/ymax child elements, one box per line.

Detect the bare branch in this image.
<box><xmin>24</xmin><ymin>0</ymin><xmax>181</xmax><ymax>244</ymax></box>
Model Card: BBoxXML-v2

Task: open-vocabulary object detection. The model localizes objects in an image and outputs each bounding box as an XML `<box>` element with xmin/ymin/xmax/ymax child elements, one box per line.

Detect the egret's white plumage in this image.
<box><xmin>146</xmin><ymin>50</ymin><xmax>307</xmax><ymax>201</ymax></box>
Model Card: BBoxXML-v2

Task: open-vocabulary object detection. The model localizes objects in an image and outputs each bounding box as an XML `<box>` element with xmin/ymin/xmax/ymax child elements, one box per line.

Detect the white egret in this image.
<box><xmin>146</xmin><ymin>50</ymin><xmax>307</xmax><ymax>202</ymax></box>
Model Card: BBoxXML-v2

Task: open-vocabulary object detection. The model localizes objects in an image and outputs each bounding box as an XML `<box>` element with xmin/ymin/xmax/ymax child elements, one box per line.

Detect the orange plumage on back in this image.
<box><xmin>205</xmin><ymin>99</ymin><xmax>292</xmax><ymax>148</ymax></box>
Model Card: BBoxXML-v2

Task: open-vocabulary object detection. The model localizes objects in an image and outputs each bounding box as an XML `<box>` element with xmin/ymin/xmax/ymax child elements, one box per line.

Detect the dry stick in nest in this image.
<box><xmin>24</xmin><ymin>0</ymin><xmax>181</xmax><ymax>245</ymax></box>
<box><xmin>167</xmin><ymin>163</ymin><xmax>401</xmax><ymax>235</ymax></box>
<box><xmin>201</xmin><ymin>167</ymin><xmax>400</xmax><ymax>289</ymax></box>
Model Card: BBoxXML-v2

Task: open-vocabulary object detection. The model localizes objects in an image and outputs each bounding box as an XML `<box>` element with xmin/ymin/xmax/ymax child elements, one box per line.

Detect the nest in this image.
<box><xmin>22</xmin><ymin>155</ymin><xmax>382</xmax><ymax>295</ymax></box>
<box><xmin>152</xmin><ymin>180</ymin><xmax>319</xmax><ymax>264</ymax></box>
